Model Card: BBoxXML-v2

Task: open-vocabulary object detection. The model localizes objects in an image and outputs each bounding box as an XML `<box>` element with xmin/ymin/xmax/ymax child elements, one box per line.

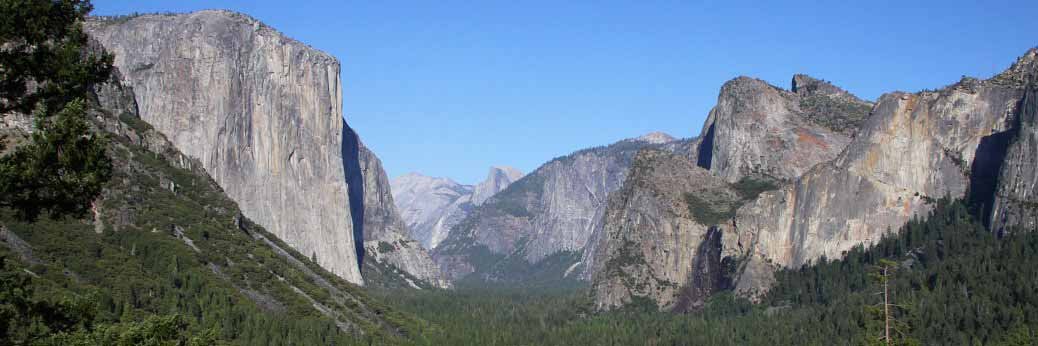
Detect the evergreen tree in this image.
<box><xmin>0</xmin><ymin>0</ymin><xmax>113</xmax><ymax>221</ymax></box>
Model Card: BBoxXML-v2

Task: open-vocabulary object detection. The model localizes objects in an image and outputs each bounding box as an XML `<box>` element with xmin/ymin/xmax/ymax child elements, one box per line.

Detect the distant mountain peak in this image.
<box><xmin>472</xmin><ymin>166</ymin><xmax>524</xmax><ymax>206</ymax></box>
<box><xmin>487</xmin><ymin>166</ymin><xmax>524</xmax><ymax>181</ymax></box>
<box><xmin>636</xmin><ymin>131</ymin><xmax>676</xmax><ymax>144</ymax></box>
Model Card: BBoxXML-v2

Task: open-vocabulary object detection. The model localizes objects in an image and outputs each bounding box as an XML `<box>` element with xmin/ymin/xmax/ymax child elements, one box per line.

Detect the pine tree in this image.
<box><xmin>0</xmin><ymin>0</ymin><xmax>113</xmax><ymax>221</ymax></box>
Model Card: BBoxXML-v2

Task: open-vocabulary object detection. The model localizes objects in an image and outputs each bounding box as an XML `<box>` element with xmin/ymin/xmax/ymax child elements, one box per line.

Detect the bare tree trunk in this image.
<box><xmin>884</xmin><ymin>265</ymin><xmax>890</xmax><ymax>346</ymax></box>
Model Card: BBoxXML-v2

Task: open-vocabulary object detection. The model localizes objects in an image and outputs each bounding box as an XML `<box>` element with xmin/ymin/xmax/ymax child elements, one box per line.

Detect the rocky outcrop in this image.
<box><xmin>726</xmin><ymin>50</ymin><xmax>1035</xmax><ymax>298</ymax></box>
<box><xmin>589</xmin><ymin>149</ymin><xmax>739</xmax><ymax>310</ymax></box>
<box><xmin>392</xmin><ymin>167</ymin><xmax>523</xmax><ymax>250</ymax></box>
<box><xmin>434</xmin><ymin>133</ymin><xmax>680</xmax><ymax>282</ymax></box>
<box><xmin>694</xmin><ymin>76</ymin><xmax>870</xmax><ymax>183</ymax></box>
<box><xmin>352</xmin><ymin>128</ymin><xmax>449</xmax><ymax>288</ymax></box>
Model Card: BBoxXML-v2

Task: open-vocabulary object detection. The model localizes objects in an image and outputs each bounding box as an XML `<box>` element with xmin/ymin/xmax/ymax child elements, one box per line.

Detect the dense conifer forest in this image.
<box><xmin>375</xmin><ymin>199</ymin><xmax>1038</xmax><ymax>345</ymax></box>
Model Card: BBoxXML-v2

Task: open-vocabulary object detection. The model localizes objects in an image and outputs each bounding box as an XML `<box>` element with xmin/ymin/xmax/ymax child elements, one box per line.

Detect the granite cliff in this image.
<box><xmin>990</xmin><ymin>50</ymin><xmax>1038</xmax><ymax>234</ymax></box>
<box><xmin>85</xmin><ymin>10</ymin><xmax>436</xmax><ymax>287</ymax></box>
<box><xmin>692</xmin><ymin>75</ymin><xmax>870</xmax><ymax>183</ymax></box>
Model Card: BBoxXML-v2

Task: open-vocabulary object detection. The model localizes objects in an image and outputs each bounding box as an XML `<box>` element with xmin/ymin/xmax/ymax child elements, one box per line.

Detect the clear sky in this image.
<box><xmin>92</xmin><ymin>0</ymin><xmax>1037</xmax><ymax>184</ymax></box>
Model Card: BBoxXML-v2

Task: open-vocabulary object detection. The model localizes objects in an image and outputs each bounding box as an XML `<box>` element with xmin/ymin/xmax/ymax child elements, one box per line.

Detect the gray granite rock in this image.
<box><xmin>693</xmin><ymin>76</ymin><xmax>868</xmax><ymax>184</ymax></box>
<box><xmin>87</xmin><ymin>10</ymin><xmax>372</xmax><ymax>285</ymax></box>
<box><xmin>86</xmin><ymin>10</ymin><xmax>486</xmax><ymax>288</ymax></box>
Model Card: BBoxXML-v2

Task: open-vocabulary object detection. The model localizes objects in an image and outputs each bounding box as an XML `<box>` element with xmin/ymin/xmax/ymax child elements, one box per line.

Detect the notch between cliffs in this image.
<box><xmin>342</xmin><ymin>122</ymin><xmax>365</xmax><ymax>268</ymax></box>
<box><xmin>696</xmin><ymin>123</ymin><xmax>715</xmax><ymax>170</ymax></box>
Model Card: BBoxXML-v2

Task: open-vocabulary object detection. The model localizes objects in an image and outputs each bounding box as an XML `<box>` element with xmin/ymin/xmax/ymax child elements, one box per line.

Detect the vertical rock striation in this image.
<box><xmin>990</xmin><ymin>86</ymin><xmax>1038</xmax><ymax>233</ymax></box>
<box><xmin>990</xmin><ymin>49</ymin><xmax>1038</xmax><ymax>234</ymax></box>
<box><xmin>86</xmin><ymin>11</ymin><xmax>366</xmax><ymax>283</ymax></box>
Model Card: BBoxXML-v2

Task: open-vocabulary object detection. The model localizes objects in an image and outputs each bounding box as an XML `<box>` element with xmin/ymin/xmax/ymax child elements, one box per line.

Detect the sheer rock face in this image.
<box><xmin>727</xmin><ymin>52</ymin><xmax>1035</xmax><ymax>298</ymax></box>
<box><xmin>85</xmin><ymin>11</ymin><xmax>365</xmax><ymax>284</ymax></box>
<box><xmin>589</xmin><ymin>150</ymin><xmax>738</xmax><ymax>311</ymax></box>
<box><xmin>695</xmin><ymin>76</ymin><xmax>870</xmax><ymax>184</ymax></box>
<box><xmin>433</xmin><ymin>134</ymin><xmax>680</xmax><ymax>282</ymax></box>
<box><xmin>353</xmin><ymin>129</ymin><xmax>449</xmax><ymax>288</ymax></box>
<box><xmin>991</xmin><ymin>49</ymin><xmax>1038</xmax><ymax>234</ymax></box>
<box><xmin>391</xmin><ymin>167</ymin><xmax>522</xmax><ymax>250</ymax></box>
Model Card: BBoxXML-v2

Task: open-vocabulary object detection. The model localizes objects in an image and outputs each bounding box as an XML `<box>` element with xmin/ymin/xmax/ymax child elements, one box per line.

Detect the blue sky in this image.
<box><xmin>93</xmin><ymin>1</ymin><xmax>1038</xmax><ymax>184</ymax></box>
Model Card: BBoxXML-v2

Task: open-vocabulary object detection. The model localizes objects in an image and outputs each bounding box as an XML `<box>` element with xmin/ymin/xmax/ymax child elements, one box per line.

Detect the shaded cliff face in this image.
<box><xmin>351</xmin><ymin>127</ymin><xmax>449</xmax><ymax>288</ymax></box>
<box><xmin>694</xmin><ymin>76</ymin><xmax>870</xmax><ymax>183</ymax></box>
<box><xmin>85</xmin><ymin>11</ymin><xmax>363</xmax><ymax>284</ymax></box>
<box><xmin>990</xmin><ymin>50</ymin><xmax>1038</xmax><ymax>234</ymax></box>
<box><xmin>726</xmin><ymin>51</ymin><xmax>1035</xmax><ymax>298</ymax></box>
<box><xmin>589</xmin><ymin>149</ymin><xmax>740</xmax><ymax>310</ymax></box>
<box><xmin>391</xmin><ymin>167</ymin><xmax>522</xmax><ymax>250</ymax></box>
<box><xmin>433</xmin><ymin>135</ymin><xmax>679</xmax><ymax>282</ymax></box>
